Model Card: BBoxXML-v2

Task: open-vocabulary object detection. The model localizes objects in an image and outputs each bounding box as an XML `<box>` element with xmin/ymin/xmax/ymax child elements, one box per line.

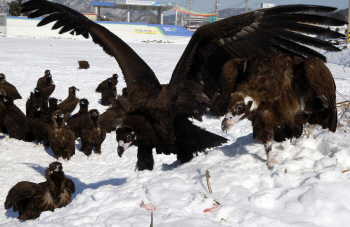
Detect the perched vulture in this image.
<box><xmin>95</xmin><ymin>73</ymin><xmax>119</xmax><ymax>93</ymax></box>
<box><xmin>36</xmin><ymin>70</ymin><xmax>55</xmax><ymax>99</ymax></box>
<box><xmin>40</xmin><ymin>97</ymin><xmax>61</xmax><ymax>122</ymax></box>
<box><xmin>2</xmin><ymin>96</ymin><xmax>35</xmax><ymax>142</ymax></box>
<box><xmin>48</xmin><ymin>110</ymin><xmax>76</xmax><ymax>160</ymax></box>
<box><xmin>57</xmin><ymin>86</ymin><xmax>79</xmax><ymax>120</ymax></box>
<box><xmin>218</xmin><ymin>55</ymin><xmax>337</xmax><ymax>169</ymax></box>
<box><xmin>0</xmin><ymin>73</ymin><xmax>22</xmax><ymax>100</ymax></box>
<box><xmin>22</xmin><ymin>2</ymin><xmax>345</xmax><ymax>170</ymax></box>
<box><xmin>4</xmin><ymin>162</ymin><xmax>75</xmax><ymax>220</ymax></box>
<box><xmin>0</xmin><ymin>89</ymin><xmax>6</xmax><ymax>129</ymax></box>
<box><xmin>67</xmin><ymin>98</ymin><xmax>89</xmax><ymax>139</ymax></box>
<box><xmin>101</xmin><ymin>78</ymin><xmax>117</xmax><ymax>106</ymax></box>
<box><xmin>28</xmin><ymin>105</ymin><xmax>51</xmax><ymax>146</ymax></box>
<box><xmin>81</xmin><ymin>109</ymin><xmax>106</xmax><ymax>156</ymax></box>
<box><xmin>26</xmin><ymin>87</ymin><xmax>48</xmax><ymax>118</ymax></box>
<box><xmin>78</xmin><ymin>60</ymin><xmax>90</xmax><ymax>69</ymax></box>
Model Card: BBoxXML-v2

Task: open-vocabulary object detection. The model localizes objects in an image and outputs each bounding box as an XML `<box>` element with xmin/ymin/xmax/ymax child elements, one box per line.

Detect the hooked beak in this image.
<box><xmin>117</xmin><ymin>140</ymin><xmax>132</xmax><ymax>157</ymax></box>
<box><xmin>221</xmin><ymin>112</ymin><xmax>245</xmax><ymax>133</ymax></box>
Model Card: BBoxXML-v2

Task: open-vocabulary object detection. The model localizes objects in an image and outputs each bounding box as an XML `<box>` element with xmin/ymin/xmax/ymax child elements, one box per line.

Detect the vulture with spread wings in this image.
<box><xmin>22</xmin><ymin>1</ymin><xmax>345</xmax><ymax>170</ymax></box>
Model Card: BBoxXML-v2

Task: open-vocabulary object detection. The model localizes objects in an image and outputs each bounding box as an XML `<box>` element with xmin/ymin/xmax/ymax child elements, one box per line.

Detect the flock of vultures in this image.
<box><xmin>2</xmin><ymin>0</ymin><xmax>348</xmax><ymax>221</ymax></box>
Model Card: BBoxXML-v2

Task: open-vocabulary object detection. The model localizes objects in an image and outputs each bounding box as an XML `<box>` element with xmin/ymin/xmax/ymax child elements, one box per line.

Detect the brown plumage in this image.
<box><xmin>81</xmin><ymin>109</ymin><xmax>106</xmax><ymax>156</ymax></box>
<box><xmin>4</xmin><ymin>162</ymin><xmax>75</xmax><ymax>221</ymax></box>
<box><xmin>67</xmin><ymin>98</ymin><xmax>89</xmax><ymax>139</ymax></box>
<box><xmin>2</xmin><ymin>96</ymin><xmax>35</xmax><ymax>142</ymax></box>
<box><xmin>0</xmin><ymin>73</ymin><xmax>22</xmax><ymax>100</ymax></box>
<box><xmin>48</xmin><ymin>110</ymin><xmax>76</xmax><ymax>160</ymax></box>
<box><xmin>78</xmin><ymin>60</ymin><xmax>90</xmax><ymax>69</ymax></box>
<box><xmin>36</xmin><ymin>70</ymin><xmax>56</xmax><ymax>99</ymax></box>
<box><xmin>218</xmin><ymin>55</ymin><xmax>337</xmax><ymax>169</ymax></box>
<box><xmin>22</xmin><ymin>2</ymin><xmax>345</xmax><ymax>170</ymax></box>
<box><xmin>95</xmin><ymin>74</ymin><xmax>118</xmax><ymax>93</ymax></box>
<box><xmin>57</xmin><ymin>86</ymin><xmax>79</xmax><ymax>120</ymax></box>
<box><xmin>101</xmin><ymin>78</ymin><xmax>117</xmax><ymax>106</ymax></box>
<box><xmin>26</xmin><ymin>87</ymin><xmax>48</xmax><ymax>118</ymax></box>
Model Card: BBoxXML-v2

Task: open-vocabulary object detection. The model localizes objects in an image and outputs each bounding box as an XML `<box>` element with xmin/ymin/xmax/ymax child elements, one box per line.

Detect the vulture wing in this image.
<box><xmin>166</xmin><ymin>5</ymin><xmax>345</xmax><ymax>114</ymax></box>
<box><xmin>4</xmin><ymin>181</ymin><xmax>44</xmax><ymax>212</ymax></box>
<box><xmin>21</xmin><ymin>0</ymin><xmax>162</xmax><ymax>92</ymax></box>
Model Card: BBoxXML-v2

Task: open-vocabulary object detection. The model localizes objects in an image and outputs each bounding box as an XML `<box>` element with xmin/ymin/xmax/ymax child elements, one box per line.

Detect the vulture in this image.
<box><xmin>78</xmin><ymin>60</ymin><xmax>90</xmax><ymax>69</ymax></box>
<box><xmin>219</xmin><ymin>55</ymin><xmax>337</xmax><ymax>169</ymax></box>
<box><xmin>0</xmin><ymin>89</ymin><xmax>6</xmax><ymax>129</ymax></box>
<box><xmin>4</xmin><ymin>162</ymin><xmax>75</xmax><ymax>220</ymax></box>
<box><xmin>0</xmin><ymin>73</ymin><xmax>22</xmax><ymax>100</ymax></box>
<box><xmin>36</xmin><ymin>70</ymin><xmax>55</xmax><ymax>99</ymax></box>
<box><xmin>28</xmin><ymin>105</ymin><xmax>51</xmax><ymax>147</ymax></box>
<box><xmin>48</xmin><ymin>110</ymin><xmax>76</xmax><ymax>160</ymax></box>
<box><xmin>57</xmin><ymin>86</ymin><xmax>79</xmax><ymax>120</ymax></box>
<box><xmin>26</xmin><ymin>87</ymin><xmax>48</xmax><ymax>118</ymax></box>
<box><xmin>22</xmin><ymin>1</ymin><xmax>345</xmax><ymax>170</ymax></box>
<box><xmin>2</xmin><ymin>96</ymin><xmax>35</xmax><ymax>142</ymax></box>
<box><xmin>67</xmin><ymin>98</ymin><xmax>90</xmax><ymax>139</ymax></box>
<box><xmin>80</xmin><ymin>109</ymin><xmax>106</xmax><ymax>156</ymax></box>
<box><xmin>100</xmin><ymin>78</ymin><xmax>117</xmax><ymax>106</ymax></box>
<box><xmin>95</xmin><ymin>73</ymin><xmax>119</xmax><ymax>93</ymax></box>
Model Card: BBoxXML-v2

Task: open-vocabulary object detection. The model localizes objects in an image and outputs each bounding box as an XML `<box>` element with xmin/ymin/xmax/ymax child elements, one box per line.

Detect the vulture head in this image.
<box><xmin>112</xmin><ymin>74</ymin><xmax>118</xmax><ymax>80</ymax></box>
<box><xmin>221</xmin><ymin>91</ymin><xmax>259</xmax><ymax>133</ymax></box>
<box><xmin>69</xmin><ymin>86</ymin><xmax>79</xmax><ymax>96</ymax></box>
<box><xmin>0</xmin><ymin>73</ymin><xmax>5</xmax><ymax>82</ymax></box>
<box><xmin>79</xmin><ymin>98</ymin><xmax>89</xmax><ymax>108</ymax></box>
<box><xmin>0</xmin><ymin>89</ymin><xmax>6</xmax><ymax>99</ymax></box>
<box><xmin>53</xmin><ymin>110</ymin><xmax>65</xmax><ymax>127</ymax></box>
<box><xmin>44</xmin><ymin>70</ymin><xmax>52</xmax><ymax>82</ymax></box>
<box><xmin>45</xmin><ymin>161</ymin><xmax>64</xmax><ymax>182</ymax></box>
<box><xmin>2</xmin><ymin>96</ymin><xmax>14</xmax><ymax>107</ymax></box>
<box><xmin>49</xmin><ymin>97</ymin><xmax>60</xmax><ymax>109</ymax></box>
<box><xmin>107</xmin><ymin>78</ymin><xmax>113</xmax><ymax>87</ymax></box>
<box><xmin>116</xmin><ymin>125</ymin><xmax>136</xmax><ymax>158</ymax></box>
<box><xmin>34</xmin><ymin>87</ymin><xmax>42</xmax><ymax>96</ymax></box>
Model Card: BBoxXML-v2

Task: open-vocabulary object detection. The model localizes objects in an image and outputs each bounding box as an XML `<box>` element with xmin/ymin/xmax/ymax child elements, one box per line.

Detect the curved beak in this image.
<box><xmin>117</xmin><ymin>140</ymin><xmax>132</xmax><ymax>157</ymax></box>
<box><xmin>221</xmin><ymin>112</ymin><xmax>245</xmax><ymax>133</ymax></box>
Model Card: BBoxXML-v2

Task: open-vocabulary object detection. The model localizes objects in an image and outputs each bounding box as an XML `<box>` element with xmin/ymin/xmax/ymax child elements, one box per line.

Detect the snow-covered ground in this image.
<box><xmin>1</xmin><ymin>34</ymin><xmax>350</xmax><ymax>227</ymax></box>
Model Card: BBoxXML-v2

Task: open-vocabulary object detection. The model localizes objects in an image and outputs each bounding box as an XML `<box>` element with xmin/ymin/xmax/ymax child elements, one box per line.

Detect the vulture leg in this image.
<box><xmin>264</xmin><ymin>141</ymin><xmax>276</xmax><ymax>170</ymax></box>
<box><xmin>136</xmin><ymin>146</ymin><xmax>154</xmax><ymax>171</ymax></box>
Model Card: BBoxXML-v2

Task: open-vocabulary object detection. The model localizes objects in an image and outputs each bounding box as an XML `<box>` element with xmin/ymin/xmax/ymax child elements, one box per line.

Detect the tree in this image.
<box><xmin>8</xmin><ymin>0</ymin><xmax>23</xmax><ymax>16</ymax></box>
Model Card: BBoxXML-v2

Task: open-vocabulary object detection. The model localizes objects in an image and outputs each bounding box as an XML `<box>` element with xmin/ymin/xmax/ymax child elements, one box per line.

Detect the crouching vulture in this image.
<box><xmin>22</xmin><ymin>2</ymin><xmax>345</xmax><ymax>170</ymax></box>
<box><xmin>218</xmin><ymin>55</ymin><xmax>337</xmax><ymax>169</ymax></box>
<box><xmin>4</xmin><ymin>162</ymin><xmax>75</xmax><ymax>220</ymax></box>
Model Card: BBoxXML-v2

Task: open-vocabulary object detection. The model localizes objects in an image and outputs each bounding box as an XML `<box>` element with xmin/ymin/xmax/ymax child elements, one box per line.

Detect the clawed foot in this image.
<box><xmin>266</xmin><ymin>155</ymin><xmax>277</xmax><ymax>170</ymax></box>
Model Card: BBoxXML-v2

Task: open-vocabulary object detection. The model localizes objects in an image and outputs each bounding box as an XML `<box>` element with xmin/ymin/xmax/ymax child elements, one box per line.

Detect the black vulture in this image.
<box><xmin>100</xmin><ymin>78</ymin><xmax>117</xmax><ymax>106</ymax></box>
<box><xmin>4</xmin><ymin>162</ymin><xmax>75</xmax><ymax>220</ymax></box>
<box><xmin>67</xmin><ymin>98</ymin><xmax>89</xmax><ymax>139</ymax></box>
<box><xmin>36</xmin><ymin>70</ymin><xmax>55</xmax><ymax>99</ymax></box>
<box><xmin>21</xmin><ymin>1</ymin><xmax>345</xmax><ymax>170</ymax></box>
<box><xmin>0</xmin><ymin>73</ymin><xmax>22</xmax><ymax>100</ymax></box>
<box><xmin>57</xmin><ymin>86</ymin><xmax>79</xmax><ymax>120</ymax></box>
<box><xmin>48</xmin><ymin>110</ymin><xmax>76</xmax><ymax>160</ymax></box>
<box><xmin>218</xmin><ymin>55</ymin><xmax>337</xmax><ymax>169</ymax></box>
<box><xmin>28</xmin><ymin>105</ymin><xmax>51</xmax><ymax>147</ymax></box>
<box><xmin>1</xmin><ymin>96</ymin><xmax>35</xmax><ymax>142</ymax></box>
<box><xmin>26</xmin><ymin>87</ymin><xmax>48</xmax><ymax>118</ymax></box>
<box><xmin>95</xmin><ymin>73</ymin><xmax>118</xmax><ymax>93</ymax></box>
<box><xmin>80</xmin><ymin>109</ymin><xmax>106</xmax><ymax>156</ymax></box>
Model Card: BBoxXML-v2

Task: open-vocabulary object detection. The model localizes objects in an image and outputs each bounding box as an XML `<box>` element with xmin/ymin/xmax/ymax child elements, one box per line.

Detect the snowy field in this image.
<box><xmin>0</xmin><ymin>34</ymin><xmax>350</xmax><ymax>227</ymax></box>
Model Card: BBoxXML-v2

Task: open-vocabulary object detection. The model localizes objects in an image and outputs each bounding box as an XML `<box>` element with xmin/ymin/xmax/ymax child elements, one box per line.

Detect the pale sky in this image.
<box><xmin>168</xmin><ymin>0</ymin><xmax>349</xmax><ymax>14</ymax></box>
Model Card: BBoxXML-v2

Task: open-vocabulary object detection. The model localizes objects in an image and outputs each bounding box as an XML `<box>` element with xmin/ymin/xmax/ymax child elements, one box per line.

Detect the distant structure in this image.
<box><xmin>261</xmin><ymin>3</ymin><xmax>275</xmax><ymax>9</ymax></box>
<box><xmin>89</xmin><ymin>0</ymin><xmax>174</xmax><ymax>24</ymax></box>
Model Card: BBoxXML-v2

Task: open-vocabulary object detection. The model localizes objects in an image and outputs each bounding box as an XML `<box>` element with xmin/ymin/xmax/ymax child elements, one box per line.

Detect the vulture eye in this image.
<box><xmin>126</xmin><ymin>135</ymin><xmax>131</xmax><ymax>140</ymax></box>
<box><xmin>236</xmin><ymin>105</ymin><xmax>243</xmax><ymax>111</ymax></box>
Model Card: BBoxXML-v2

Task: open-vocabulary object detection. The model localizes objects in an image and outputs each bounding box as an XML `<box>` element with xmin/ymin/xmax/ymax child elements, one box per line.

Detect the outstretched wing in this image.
<box><xmin>21</xmin><ymin>0</ymin><xmax>162</xmax><ymax>92</ymax></box>
<box><xmin>167</xmin><ymin>5</ymin><xmax>346</xmax><ymax>112</ymax></box>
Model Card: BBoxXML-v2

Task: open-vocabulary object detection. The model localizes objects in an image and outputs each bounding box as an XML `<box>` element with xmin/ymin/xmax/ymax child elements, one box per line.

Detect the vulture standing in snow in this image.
<box><xmin>2</xmin><ymin>96</ymin><xmax>35</xmax><ymax>142</ymax></box>
<box><xmin>22</xmin><ymin>1</ymin><xmax>345</xmax><ymax>170</ymax></box>
<box><xmin>4</xmin><ymin>162</ymin><xmax>75</xmax><ymax>220</ymax></box>
<box><xmin>67</xmin><ymin>98</ymin><xmax>90</xmax><ymax>139</ymax></box>
<box><xmin>28</xmin><ymin>105</ymin><xmax>51</xmax><ymax>147</ymax></box>
<box><xmin>100</xmin><ymin>78</ymin><xmax>117</xmax><ymax>106</ymax></box>
<box><xmin>80</xmin><ymin>109</ymin><xmax>106</xmax><ymax>156</ymax></box>
<box><xmin>57</xmin><ymin>86</ymin><xmax>79</xmax><ymax>120</ymax></box>
<box><xmin>36</xmin><ymin>70</ymin><xmax>55</xmax><ymax>99</ymax></box>
<box><xmin>26</xmin><ymin>87</ymin><xmax>48</xmax><ymax>118</ymax></box>
<box><xmin>0</xmin><ymin>73</ymin><xmax>22</xmax><ymax>100</ymax></box>
<box><xmin>95</xmin><ymin>73</ymin><xmax>119</xmax><ymax>93</ymax></box>
<box><xmin>48</xmin><ymin>110</ymin><xmax>76</xmax><ymax>160</ymax></box>
<box><xmin>218</xmin><ymin>55</ymin><xmax>338</xmax><ymax>169</ymax></box>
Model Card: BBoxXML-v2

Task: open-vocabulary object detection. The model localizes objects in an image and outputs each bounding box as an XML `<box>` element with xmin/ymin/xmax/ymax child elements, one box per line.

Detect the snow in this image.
<box><xmin>1</xmin><ymin>33</ymin><xmax>350</xmax><ymax>227</ymax></box>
